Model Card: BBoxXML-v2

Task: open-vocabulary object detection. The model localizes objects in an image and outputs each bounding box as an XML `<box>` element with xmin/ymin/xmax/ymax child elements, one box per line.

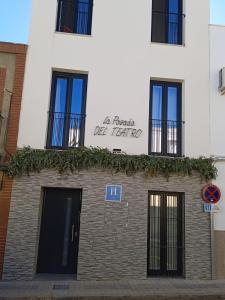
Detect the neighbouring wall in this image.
<box><xmin>0</xmin><ymin>43</ymin><xmax>27</xmax><ymax>278</ymax></box>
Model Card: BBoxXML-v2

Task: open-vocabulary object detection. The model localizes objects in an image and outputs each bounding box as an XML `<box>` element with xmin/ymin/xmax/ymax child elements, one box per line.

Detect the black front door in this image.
<box><xmin>147</xmin><ymin>192</ymin><xmax>183</xmax><ymax>277</ymax></box>
<box><xmin>37</xmin><ymin>188</ymin><xmax>82</xmax><ymax>275</ymax></box>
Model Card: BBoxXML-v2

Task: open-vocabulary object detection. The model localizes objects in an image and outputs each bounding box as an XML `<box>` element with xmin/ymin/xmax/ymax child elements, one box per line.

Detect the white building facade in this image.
<box><xmin>18</xmin><ymin>0</ymin><xmax>211</xmax><ymax>156</ymax></box>
<box><xmin>210</xmin><ymin>24</ymin><xmax>225</xmax><ymax>279</ymax></box>
<box><xmin>2</xmin><ymin>0</ymin><xmax>217</xmax><ymax>281</ymax></box>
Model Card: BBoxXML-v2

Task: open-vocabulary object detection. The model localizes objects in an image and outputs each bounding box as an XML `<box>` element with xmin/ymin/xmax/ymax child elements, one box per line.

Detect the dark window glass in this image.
<box><xmin>152</xmin><ymin>0</ymin><xmax>167</xmax><ymax>43</ymax></box>
<box><xmin>47</xmin><ymin>73</ymin><xmax>87</xmax><ymax>149</ymax></box>
<box><xmin>57</xmin><ymin>0</ymin><xmax>93</xmax><ymax>35</ymax></box>
<box><xmin>149</xmin><ymin>81</ymin><xmax>182</xmax><ymax>156</ymax></box>
<box><xmin>151</xmin><ymin>0</ymin><xmax>183</xmax><ymax>45</ymax></box>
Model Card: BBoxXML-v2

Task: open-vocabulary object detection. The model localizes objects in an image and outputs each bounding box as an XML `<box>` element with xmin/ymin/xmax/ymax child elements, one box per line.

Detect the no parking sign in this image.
<box><xmin>201</xmin><ymin>184</ymin><xmax>221</xmax><ymax>204</ymax></box>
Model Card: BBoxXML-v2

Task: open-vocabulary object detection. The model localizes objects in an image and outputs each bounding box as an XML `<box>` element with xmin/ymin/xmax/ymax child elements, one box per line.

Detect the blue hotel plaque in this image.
<box><xmin>105</xmin><ymin>185</ymin><xmax>122</xmax><ymax>202</ymax></box>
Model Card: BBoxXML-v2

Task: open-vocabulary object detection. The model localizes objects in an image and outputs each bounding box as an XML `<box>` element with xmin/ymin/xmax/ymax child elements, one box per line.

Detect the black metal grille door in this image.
<box><xmin>147</xmin><ymin>192</ymin><xmax>183</xmax><ymax>277</ymax></box>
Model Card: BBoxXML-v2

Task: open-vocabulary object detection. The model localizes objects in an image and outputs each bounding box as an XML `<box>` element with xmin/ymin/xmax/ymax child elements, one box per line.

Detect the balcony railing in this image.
<box><xmin>151</xmin><ymin>11</ymin><xmax>184</xmax><ymax>45</ymax></box>
<box><xmin>149</xmin><ymin>119</ymin><xmax>183</xmax><ymax>156</ymax></box>
<box><xmin>57</xmin><ymin>0</ymin><xmax>93</xmax><ymax>35</ymax></box>
<box><xmin>47</xmin><ymin>112</ymin><xmax>86</xmax><ymax>149</ymax></box>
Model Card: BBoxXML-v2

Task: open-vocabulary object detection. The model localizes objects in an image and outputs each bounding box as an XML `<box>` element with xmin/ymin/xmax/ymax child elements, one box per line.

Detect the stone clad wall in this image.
<box><xmin>3</xmin><ymin>169</ymin><xmax>211</xmax><ymax>280</ymax></box>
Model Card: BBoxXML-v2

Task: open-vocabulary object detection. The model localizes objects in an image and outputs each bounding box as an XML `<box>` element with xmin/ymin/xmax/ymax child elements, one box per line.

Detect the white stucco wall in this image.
<box><xmin>18</xmin><ymin>0</ymin><xmax>210</xmax><ymax>157</ymax></box>
<box><xmin>210</xmin><ymin>25</ymin><xmax>225</xmax><ymax>231</ymax></box>
<box><xmin>213</xmin><ymin>162</ymin><xmax>225</xmax><ymax>231</ymax></box>
<box><xmin>210</xmin><ymin>25</ymin><xmax>225</xmax><ymax>158</ymax></box>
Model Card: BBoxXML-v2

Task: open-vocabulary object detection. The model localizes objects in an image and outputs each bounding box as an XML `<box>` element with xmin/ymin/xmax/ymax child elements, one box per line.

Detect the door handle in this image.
<box><xmin>71</xmin><ymin>224</ymin><xmax>75</xmax><ymax>242</ymax></box>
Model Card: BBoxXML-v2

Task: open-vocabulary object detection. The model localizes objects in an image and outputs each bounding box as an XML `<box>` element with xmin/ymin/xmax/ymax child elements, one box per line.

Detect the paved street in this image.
<box><xmin>1</xmin><ymin>279</ymin><xmax>225</xmax><ymax>299</ymax></box>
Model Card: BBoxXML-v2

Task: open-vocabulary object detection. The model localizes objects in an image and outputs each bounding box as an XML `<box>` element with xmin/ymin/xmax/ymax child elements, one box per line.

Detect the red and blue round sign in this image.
<box><xmin>201</xmin><ymin>184</ymin><xmax>221</xmax><ymax>204</ymax></box>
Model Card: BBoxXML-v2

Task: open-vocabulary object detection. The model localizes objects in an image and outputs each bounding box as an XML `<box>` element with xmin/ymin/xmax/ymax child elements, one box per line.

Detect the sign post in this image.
<box><xmin>201</xmin><ymin>184</ymin><xmax>221</xmax><ymax>280</ymax></box>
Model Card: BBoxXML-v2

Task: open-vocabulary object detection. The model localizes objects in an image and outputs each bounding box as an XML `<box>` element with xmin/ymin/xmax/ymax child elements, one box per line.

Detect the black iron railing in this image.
<box><xmin>149</xmin><ymin>119</ymin><xmax>183</xmax><ymax>156</ymax></box>
<box><xmin>151</xmin><ymin>11</ymin><xmax>184</xmax><ymax>45</ymax></box>
<box><xmin>57</xmin><ymin>0</ymin><xmax>93</xmax><ymax>35</ymax></box>
<box><xmin>47</xmin><ymin>112</ymin><xmax>86</xmax><ymax>148</ymax></box>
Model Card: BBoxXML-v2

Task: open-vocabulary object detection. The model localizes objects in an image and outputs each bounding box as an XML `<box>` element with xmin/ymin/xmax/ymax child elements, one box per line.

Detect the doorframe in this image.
<box><xmin>149</xmin><ymin>80</ymin><xmax>182</xmax><ymax>157</ymax></box>
<box><xmin>35</xmin><ymin>187</ymin><xmax>82</xmax><ymax>277</ymax></box>
<box><xmin>147</xmin><ymin>191</ymin><xmax>185</xmax><ymax>278</ymax></box>
<box><xmin>46</xmin><ymin>71</ymin><xmax>88</xmax><ymax>149</ymax></box>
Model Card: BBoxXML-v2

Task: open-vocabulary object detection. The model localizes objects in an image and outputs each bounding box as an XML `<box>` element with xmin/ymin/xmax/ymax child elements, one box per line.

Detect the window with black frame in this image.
<box><xmin>149</xmin><ymin>81</ymin><xmax>182</xmax><ymax>156</ymax></box>
<box><xmin>47</xmin><ymin>72</ymin><xmax>87</xmax><ymax>149</ymax></box>
<box><xmin>151</xmin><ymin>0</ymin><xmax>183</xmax><ymax>45</ymax></box>
<box><xmin>56</xmin><ymin>0</ymin><xmax>93</xmax><ymax>35</ymax></box>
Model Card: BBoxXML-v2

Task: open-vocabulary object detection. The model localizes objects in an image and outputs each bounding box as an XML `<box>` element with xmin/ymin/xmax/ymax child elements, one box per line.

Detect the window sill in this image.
<box><xmin>45</xmin><ymin>146</ymin><xmax>85</xmax><ymax>150</ymax></box>
<box><xmin>148</xmin><ymin>153</ymin><xmax>184</xmax><ymax>158</ymax></box>
<box><xmin>150</xmin><ymin>42</ymin><xmax>185</xmax><ymax>48</ymax></box>
<box><xmin>54</xmin><ymin>31</ymin><xmax>93</xmax><ymax>38</ymax></box>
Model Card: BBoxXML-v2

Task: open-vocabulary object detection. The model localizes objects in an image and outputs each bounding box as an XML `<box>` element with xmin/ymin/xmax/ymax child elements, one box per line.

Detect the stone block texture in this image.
<box><xmin>3</xmin><ymin>169</ymin><xmax>211</xmax><ymax>281</ymax></box>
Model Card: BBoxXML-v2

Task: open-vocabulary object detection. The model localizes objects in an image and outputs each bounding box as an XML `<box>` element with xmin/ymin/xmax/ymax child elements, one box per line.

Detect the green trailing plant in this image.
<box><xmin>4</xmin><ymin>147</ymin><xmax>217</xmax><ymax>181</ymax></box>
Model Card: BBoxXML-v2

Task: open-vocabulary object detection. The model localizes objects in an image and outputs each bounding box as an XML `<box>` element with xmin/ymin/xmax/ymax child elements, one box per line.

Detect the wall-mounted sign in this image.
<box><xmin>105</xmin><ymin>185</ymin><xmax>122</xmax><ymax>202</ymax></box>
<box><xmin>203</xmin><ymin>203</ymin><xmax>220</xmax><ymax>213</ymax></box>
<box><xmin>201</xmin><ymin>184</ymin><xmax>221</xmax><ymax>204</ymax></box>
<box><xmin>94</xmin><ymin>116</ymin><xmax>143</xmax><ymax>138</ymax></box>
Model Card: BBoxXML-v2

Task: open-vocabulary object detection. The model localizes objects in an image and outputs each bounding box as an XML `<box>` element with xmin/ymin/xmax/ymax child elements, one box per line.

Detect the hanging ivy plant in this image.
<box><xmin>4</xmin><ymin>147</ymin><xmax>217</xmax><ymax>181</ymax></box>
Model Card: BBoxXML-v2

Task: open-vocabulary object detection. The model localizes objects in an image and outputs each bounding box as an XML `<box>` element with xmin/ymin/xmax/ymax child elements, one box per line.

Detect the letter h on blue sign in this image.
<box><xmin>105</xmin><ymin>185</ymin><xmax>122</xmax><ymax>202</ymax></box>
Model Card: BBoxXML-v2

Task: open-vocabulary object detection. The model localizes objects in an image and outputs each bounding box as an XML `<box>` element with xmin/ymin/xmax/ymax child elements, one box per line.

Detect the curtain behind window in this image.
<box><xmin>61</xmin><ymin>0</ymin><xmax>76</xmax><ymax>33</ymax></box>
<box><xmin>168</xmin><ymin>0</ymin><xmax>179</xmax><ymax>44</ymax></box>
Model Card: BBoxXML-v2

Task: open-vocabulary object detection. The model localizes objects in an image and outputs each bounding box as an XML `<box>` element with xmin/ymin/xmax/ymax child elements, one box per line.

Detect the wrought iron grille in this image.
<box><xmin>148</xmin><ymin>192</ymin><xmax>184</xmax><ymax>277</ymax></box>
<box><xmin>47</xmin><ymin>112</ymin><xmax>86</xmax><ymax>148</ymax></box>
<box><xmin>150</xmin><ymin>119</ymin><xmax>183</xmax><ymax>156</ymax></box>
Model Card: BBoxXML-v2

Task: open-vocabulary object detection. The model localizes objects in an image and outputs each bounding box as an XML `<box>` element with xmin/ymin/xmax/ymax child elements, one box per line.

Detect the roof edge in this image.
<box><xmin>0</xmin><ymin>41</ymin><xmax>27</xmax><ymax>55</ymax></box>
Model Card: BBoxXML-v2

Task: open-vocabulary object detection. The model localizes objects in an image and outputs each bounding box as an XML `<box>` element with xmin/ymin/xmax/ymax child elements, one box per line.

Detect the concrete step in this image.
<box><xmin>1</xmin><ymin>279</ymin><xmax>225</xmax><ymax>299</ymax></box>
<box><xmin>1</xmin><ymin>296</ymin><xmax>225</xmax><ymax>300</ymax></box>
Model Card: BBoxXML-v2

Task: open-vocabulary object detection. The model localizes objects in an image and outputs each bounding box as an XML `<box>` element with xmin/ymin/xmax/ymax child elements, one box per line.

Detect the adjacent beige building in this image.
<box><xmin>0</xmin><ymin>42</ymin><xmax>27</xmax><ymax>279</ymax></box>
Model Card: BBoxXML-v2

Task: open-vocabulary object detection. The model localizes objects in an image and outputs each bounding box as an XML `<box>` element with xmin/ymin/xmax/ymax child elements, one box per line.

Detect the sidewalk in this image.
<box><xmin>1</xmin><ymin>278</ymin><xmax>225</xmax><ymax>299</ymax></box>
